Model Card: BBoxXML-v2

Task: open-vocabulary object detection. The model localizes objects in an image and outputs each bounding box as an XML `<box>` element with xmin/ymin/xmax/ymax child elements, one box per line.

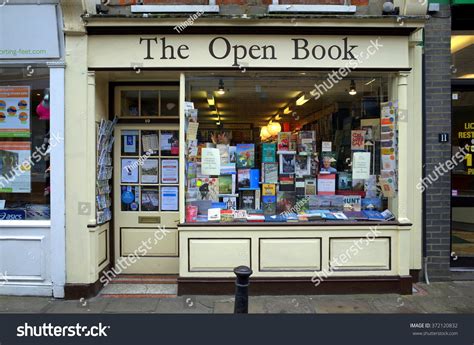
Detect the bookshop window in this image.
<box><xmin>0</xmin><ymin>67</ymin><xmax>51</xmax><ymax>220</ymax></box>
<box><xmin>184</xmin><ymin>72</ymin><xmax>398</xmax><ymax>223</ymax></box>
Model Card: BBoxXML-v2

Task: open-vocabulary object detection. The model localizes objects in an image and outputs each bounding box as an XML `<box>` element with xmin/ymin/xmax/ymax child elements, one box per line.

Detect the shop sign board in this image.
<box><xmin>88</xmin><ymin>35</ymin><xmax>409</xmax><ymax>69</ymax></box>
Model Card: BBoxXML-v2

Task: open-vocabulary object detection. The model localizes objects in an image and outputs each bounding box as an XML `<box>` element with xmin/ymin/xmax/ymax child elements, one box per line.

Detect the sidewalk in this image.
<box><xmin>1</xmin><ymin>281</ymin><xmax>473</xmax><ymax>314</ymax></box>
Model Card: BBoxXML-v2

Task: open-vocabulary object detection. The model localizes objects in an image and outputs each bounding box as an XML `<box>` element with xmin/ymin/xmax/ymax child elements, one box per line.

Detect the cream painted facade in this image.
<box><xmin>62</xmin><ymin>0</ymin><xmax>424</xmax><ymax>294</ymax></box>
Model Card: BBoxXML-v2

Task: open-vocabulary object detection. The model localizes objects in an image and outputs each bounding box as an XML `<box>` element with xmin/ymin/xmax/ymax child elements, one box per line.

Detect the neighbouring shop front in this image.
<box><xmin>0</xmin><ymin>2</ymin><xmax>65</xmax><ymax>297</ymax></box>
<box><xmin>451</xmin><ymin>3</ymin><xmax>474</xmax><ymax>270</ymax></box>
<box><xmin>64</xmin><ymin>16</ymin><xmax>424</xmax><ymax>296</ymax></box>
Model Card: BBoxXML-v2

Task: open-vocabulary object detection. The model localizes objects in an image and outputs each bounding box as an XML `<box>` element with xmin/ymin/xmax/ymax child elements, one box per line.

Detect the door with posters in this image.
<box><xmin>114</xmin><ymin>124</ymin><xmax>180</xmax><ymax>274</ymax></box>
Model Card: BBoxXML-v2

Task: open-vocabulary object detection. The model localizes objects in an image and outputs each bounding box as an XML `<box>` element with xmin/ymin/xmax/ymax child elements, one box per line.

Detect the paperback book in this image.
<box><xmin>239</xmin><ymin>190</ymin><xmax>256</xmax><ymax>210</ymax></box>
<box><xmin>295</xmin><ymin>155</ymin><xmax>311</xmax><ymax>177</ymax></box>
<box><xmin>276</xmin><ymin>191</ymin><xmax>296</xmax><ymax>214</ymax></box>
<box><xmin>277</xmin><ymin>132</ymin><xmax>291</xmax><ymax>151</ymax></box>
<box><xmin>262</xmin><ymin>143</ymin><xmax>277</xmax><ymax>163</ymax></box>
<box><xmin>263</xmin><ymin>162</ymin><xmax>278</xmax><ymax>184</ymax></box>
<box><xmin>218</xmin><ymin>175</ymin><xmax>235</xmax><ymax>195</ymax></box>
<box><xmin>236</xmin><ymin>144</ymin><xmax>255</xmax><ymax>168</ymax></box>
<box><xmin>279</xmin><ymin>153</ymin><xmax>296</xmax><ymax>174</ymax></box>
<box><xmin>262</xmin><ymin>196</ymin><xmax>277</xmax><ymax>216</ymax></box>
<box><xmin>237</xmin><ymin>169</ymin><xmax>250</xmax><ymax>189</ymax></box>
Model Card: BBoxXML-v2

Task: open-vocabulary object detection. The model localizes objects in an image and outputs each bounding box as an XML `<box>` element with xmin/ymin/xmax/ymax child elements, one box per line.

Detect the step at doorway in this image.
<box><xmin>100</xmin><ymin>275</ymin><xmax>178</xmax><ymax>298</ymax></box>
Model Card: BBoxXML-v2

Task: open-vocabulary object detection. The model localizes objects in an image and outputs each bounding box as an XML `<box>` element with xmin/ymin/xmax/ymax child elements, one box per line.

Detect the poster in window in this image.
<box><xmin>161</xmin><ymin>159</ymin><xmax>179</xmax><ymax>184</ymax></box>
<box><xmin>161</xmin><ymin>186</ymin><xmax>178</xmax><ymax>211</ymax></box>
<box><xmin>0</xmin><ymin>141</ymin><xmax>31</xmax><ymax>193</ymax></box>
<box><xmin>121</xmin><ymin>158</ymin><xmax>139</xmax><ymax>183</ymax></box>
<box><xmin>0</xmin><ymin>86</ymin><xmax>30</xmax><ymax>137</ymax></box>
<box><xmin>141</xmin><ymin>159</ymin><xmax>158</xmax><ymax>184</ymax></box>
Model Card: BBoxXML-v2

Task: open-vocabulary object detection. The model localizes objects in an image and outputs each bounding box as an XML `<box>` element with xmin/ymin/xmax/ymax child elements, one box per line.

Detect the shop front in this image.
<box><xmin>0</xmin><ymin>1</ymin><xmax>65</xmax><ymax>297</ymax></box>
<box><xmin>64</xmin><ymin>15</ymin><xmax>424</xmax><ymax>296</ymax></box>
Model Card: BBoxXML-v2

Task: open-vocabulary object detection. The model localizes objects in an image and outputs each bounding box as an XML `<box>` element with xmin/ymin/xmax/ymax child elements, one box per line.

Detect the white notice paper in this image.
<box><xmin>161</xmin><ymin>186</ymin><xmax>178</xmax><ymax>211</ymax></box>
<box><xmin>322</xmin><ymin>141</ymin><xmax>332</xmax><ymax>152</ymax></box>
<box><xmin>352</xmin><ymin>152</ymin><xmax>371</xmax><ymax>180</ymax></box>
<box><xmin>201</xmin><ymin>148</ymin><xmax>221</xmax><ymax>176</ymax></box>
<box><xmin>161</xmin><ymin>159</ymin><xmax>179</xmax><ymax>184</ymax></box>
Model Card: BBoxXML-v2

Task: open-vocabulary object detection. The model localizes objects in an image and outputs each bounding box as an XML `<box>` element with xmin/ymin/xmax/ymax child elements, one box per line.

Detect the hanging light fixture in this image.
<box><xmin>260</xmin><ymin>126</ymin><xmax>270</xmax><ymax>140</ymax></box>
<box><xmin>349</xmin><ymin>80</ymin><xmax>357</xmax><ymax>96</ymax></box>
<box><xmin>217</xmin><ymin>79</ymin><xmax>225</xmax><ymax>95</ymax></box>
<box><xmin>268</xmin><ymin>121</ymin><xmax>282</xmax><ymax>136</ymax></box>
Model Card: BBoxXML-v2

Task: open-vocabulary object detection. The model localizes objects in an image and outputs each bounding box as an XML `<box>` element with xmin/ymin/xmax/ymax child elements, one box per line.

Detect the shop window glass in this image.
<box><xmin>184</xmin><ymin>72</ymin><xmax>398</xmax><ymax>224</ymax></box>
<box><xmin>0</xmin><ymin>67</ymin><xmax>50</xmax><ymax>220</ymax></box>
<box><xmin>451</xmin><ymin>33</ymin><xmax>474</xmax><ymax>79</ymax></box>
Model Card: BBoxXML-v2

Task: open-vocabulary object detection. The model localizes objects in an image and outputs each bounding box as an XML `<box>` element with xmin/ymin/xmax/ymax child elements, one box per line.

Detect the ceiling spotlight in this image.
<box><xmin>296</xmin><ymin>94</ymin><xmax>309</xmax><ymax>106</ymax></box>
<box><xmin>217</xmin><ymin>79</ymin><xmax>225</xmax><ymax>95</ymax></box>
<box><xmin>207</xmin><ymin>92</ymin><xmax>215</xmax><ymax>106</ymax></box>
<box><xmin>349</xmin><ymin>80</ymin><xmax>357</xmax><ymax>96</ymax></box>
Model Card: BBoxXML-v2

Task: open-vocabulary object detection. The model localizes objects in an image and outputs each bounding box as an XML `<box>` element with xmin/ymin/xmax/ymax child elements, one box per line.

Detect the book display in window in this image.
<box><xmin>183</xmin><ymin>95</ymin><xmax>398</xmax><ymax>223</ymax></box>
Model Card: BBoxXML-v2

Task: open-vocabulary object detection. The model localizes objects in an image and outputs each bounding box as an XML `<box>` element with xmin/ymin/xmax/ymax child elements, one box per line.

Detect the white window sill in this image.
<box><xmin>0</xmin><ymin>220</ymin><xmax>51</xmax><ymax>228</ymax></box>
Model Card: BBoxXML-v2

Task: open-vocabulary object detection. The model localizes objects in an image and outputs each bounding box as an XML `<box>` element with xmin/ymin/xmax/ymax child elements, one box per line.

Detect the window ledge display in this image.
<box><xmin>178</xmin><ymin>220</ymin><xmax>408</xmax><ymax>227</ymax></box>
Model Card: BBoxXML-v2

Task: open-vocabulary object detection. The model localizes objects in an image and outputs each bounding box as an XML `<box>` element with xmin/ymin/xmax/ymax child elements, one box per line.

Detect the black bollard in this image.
<box><xmin>233</xmin><ymin>265</ymin><xmax>253</xmax><ymax>314</ymax></box>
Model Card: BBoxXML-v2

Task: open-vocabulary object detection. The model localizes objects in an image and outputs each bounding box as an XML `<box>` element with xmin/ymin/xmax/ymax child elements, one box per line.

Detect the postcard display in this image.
<box><xmin>184</xmin><ymin>102</ymin><xmax>397</xmax><ymax>223</ymax></box>
<box><xmin>96</xmin><ymin>118</ymin><xmax>117</xmax><ymax>224</ymax></box>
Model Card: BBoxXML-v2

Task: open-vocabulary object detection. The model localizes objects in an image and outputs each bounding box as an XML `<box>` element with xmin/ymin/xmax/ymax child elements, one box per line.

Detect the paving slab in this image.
<box><xmin>213</xmin><ymin>301</ymin><xmax>234</xmax><ymax>313</ymax></box>
<box><xmin>45</xmin><ymin>299</ymin><xmax>109</xmax><ymax>314</ymax></box>
<box><xmin>371</xmin><ymin>296</ymin><xmax>426</xmax><ymax>314</ymax></box>
<box><xmin>155</xmin><ymin>296</ymin><xmax>211</xmax><ymax>313</ymax></box>
<box><xmin>0</xmin><ymin>296</ymin><xmax>54</xmax><ymax>313</ymax></box>
<box><xmin>309</xmin><ymin>296</ymin><xmax>377</xmax><ymax>313</ymax></box>
<box><xmin>258</xmin><ymin>296</ymin><xmax>315</xmax><ymax>314</ymax></box>
<box><xmin>248</xmin><ymin>296</ymin><xmax>268</xmax><ymax>314</ymax></box>
<box><xmin>102</xmin><ymin>298</ymin><xmax>159</xmax><ymax>313</ymax></box>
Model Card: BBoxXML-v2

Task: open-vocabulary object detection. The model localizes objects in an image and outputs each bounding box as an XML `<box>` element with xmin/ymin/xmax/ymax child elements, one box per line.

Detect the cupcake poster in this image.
<box><xmin>0</xmin><ymin>86</ymin><xmax>30</xmax><ymax>138</ymax></box>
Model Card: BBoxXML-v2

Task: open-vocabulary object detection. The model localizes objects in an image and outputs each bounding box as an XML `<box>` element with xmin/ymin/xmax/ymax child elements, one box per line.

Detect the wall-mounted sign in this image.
<box><xmin>88</xmin><ymin>35</ymin><xmax>409</xmax><ymax>69</ymax></box>
<box><xmin>438</xmin><ymin>133</ymin><xmax>449</xmax><ymax>143</ymax></box>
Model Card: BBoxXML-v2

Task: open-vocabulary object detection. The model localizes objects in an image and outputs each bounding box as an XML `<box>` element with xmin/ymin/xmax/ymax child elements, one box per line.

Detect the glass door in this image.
<box><xmin>113</xmin><ymin>124</ymin><xmax>180</xmax><ymax>274</ymax></box>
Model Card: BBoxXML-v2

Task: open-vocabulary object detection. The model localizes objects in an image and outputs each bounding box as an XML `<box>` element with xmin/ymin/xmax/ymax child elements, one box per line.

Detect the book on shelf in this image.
<box><xmin>317</xmin><ymin>174</ymin><xmax>336</xmax><ymax>195</ymax></box>
<box><xmin>276</xmin><ymin>191</ymin><xmax>296</xmax><ymax>214</ymax></box>
<box><xmin>279</xmin><ymin>175</ymin><xmax>295</xmax><ymax>191</ymax></box>
<box><xmin>239</xmin><ymin>190</ymin><xmax>256</xmax><ymax>210</ymax></box>
<box><xmin>233</xmin><ymin>209</ymin><xmax>248</xmax><ymax>222</ymax></box>
<box><xmin>362</xmin><ymin>210</ymin><xmax>386</xmax><ymax>221</ymax></box>
<box><xmin>381</xmin><ymin>209</ymin><xmax>395</xmax><ymax>221</ymax></box>
<box><xmin>262</xmin><ymin>162</ymin><xmax>278</xmax><ymax>184</ymax></box>
<box><xmin>295</xmin><ymin>155</ymin><xmax>311</xmax><ymax>177</ymax></box>
<box><xmin>220</xmin><ymin>163</ymin><xmax>236</xmax><ymax>175</ymax></box>
<box><xmin>220</xmin><ymin>209</ymin><xmax>234</xmax><ymax>222</ymax></box>
<box><xmin>361</xmin><ymin>197</ymin><xmax>382</xmax><ymax>210</ymax></box>
<box><xmin>218</xmin><ymin>175</ymin><xmax>235</xmax><ymax>195</ymax></box>
<box><xmin>304</xmin><ymin>178</ymin><xmax>317</xmax><ymax>196</ymax></box>
<box><xmin>262</xmin><ymin>183</ymin><xmax>276</xmax><ymax>196</ymax></box>
<box><xmin>237</xmin><ymin>169</ymin><xmax>250</xmax><ymax>189</ymax></box>
<box><xmin>279</xmin><ymin>153</ymin><xmax>296</xmax><ymax>174</ymax></box>
<box><xmin>277</xmin><ymin>132</ymin><xmax>291</xmax><ymax>151</ymax></box>
<box><xmin>207</xmin><ymin>208</ymin><xmax>221</xmax><ymax>222</ymax></box>
<box><xmin>343</xmin><ymin>211</ymin><xmax>369</xmax><ymax>221</ymax></box>
<box><xmin>229</xmin><ymin>146</ymin><xmax>237</xmax><ymax>163</ymax></box>
<box><xmin>312</xmin><ymin>195</ymin><xmax>344</xmax><ymax>211</ymax></box>
<box><xmin>337</xmin><ymin>172</ymin><xmax>352</xmax><ymax>190</ymax></box>
<box><xmin>262</xmin><ymin>195</ymin><xmax>276</xmax><ymax>215</ymax></box>
<box><xmin>250</xmin><ymin>169</ymin><xmax>260</xmax><ymax>189</ymax></box>
<box><xmin>297</xmin><ymin>131</ymin><xmax>316</xmax><ymax>155</ymax></box>
<box><xmin>216</xmin><ymin>144</ymin><xmax>230</xmax><ymax>164</ymax></box>
<box><xmin>222</xmin><ymin>196</ymin><xmax>237</xmax><ymax>210</ymax></box>
<box><xmin>262</xmin><ymin>143</ymin><xmax>277</xmax><ymax>163</ymax></box>
<box><xmin>236</xmin><ymin>144</ymin><xmax>255</xmax><ymax>168</ymax></box>
<box><xmin>343</xmin><ymin>195</ymin><xmax>362</xmax><ymax>212</ymax></box>
<box><xmin>332</xmin><ymin>211</ymin><xmax>348</xmax><ymax>220</ymax></box>
<box><xmin>196</xmin><ymin>177</ymin><xmax>219</xmax><ymax>201</ymax></box>
<box><xmin>295</xmin><ymin>179</ymin><xmax>305</xmax><ymax>197</ymax></box>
